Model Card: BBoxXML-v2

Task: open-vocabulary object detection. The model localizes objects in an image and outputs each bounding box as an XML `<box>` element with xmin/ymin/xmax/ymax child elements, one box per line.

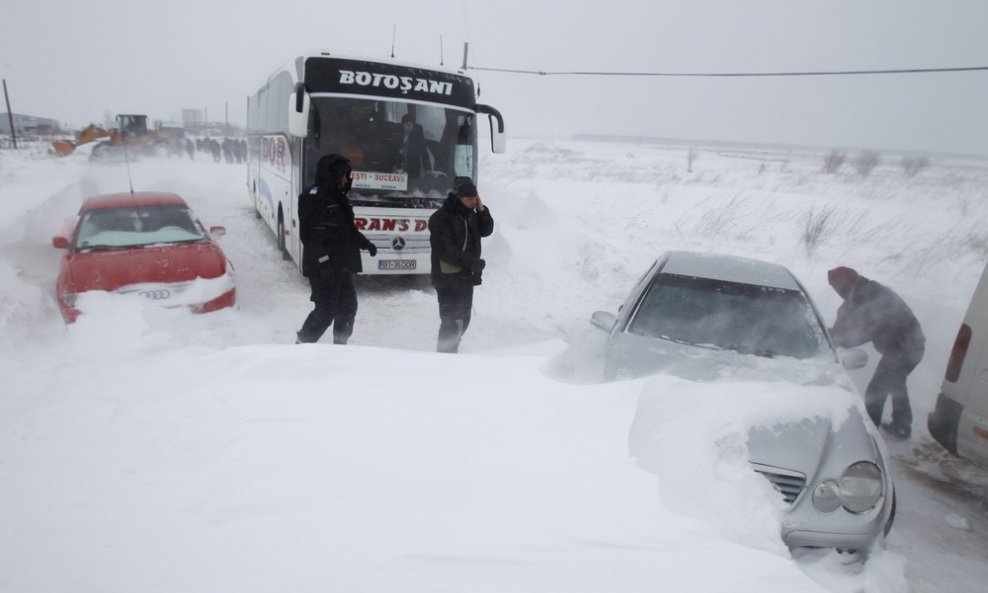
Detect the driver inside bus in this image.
<box><xmin>348</xmin><ymin>101</ymin><xmax>395</xmax><ymax>170</ymax></box>
<box><xmin>397</xmin><ymin>113</ymin><xmax>432</xmax><ymax>179</ymax></box>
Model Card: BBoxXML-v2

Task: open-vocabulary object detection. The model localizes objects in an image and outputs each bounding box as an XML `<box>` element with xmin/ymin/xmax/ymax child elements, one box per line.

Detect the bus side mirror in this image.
<box><xmin>476</xmin><ymin>104</ymin><xmax>506</xmax><ymax>154</ymax></box>
<box><xmin>288</xmin><ymin>83</ymin><xmax>310</xmax><ymax>138</ymax></box>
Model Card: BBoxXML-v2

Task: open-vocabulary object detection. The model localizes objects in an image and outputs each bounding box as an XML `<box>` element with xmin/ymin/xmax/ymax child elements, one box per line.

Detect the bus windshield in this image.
<box><xmin>304</xmin><ymin>97</ymin><xmax>478</xmax><ymax>208</ymax></box>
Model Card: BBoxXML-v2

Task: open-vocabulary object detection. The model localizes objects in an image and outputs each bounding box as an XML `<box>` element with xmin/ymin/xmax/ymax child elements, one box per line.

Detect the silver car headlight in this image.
<box><xmin>811</xmin><ymin>461</ymin><xmax>884</xmax><ymax>514</ymax></box>
<box><xmin>838</xmin><ymin>461</ymin><xmax>884</xmax><ymax>513</ymax></box>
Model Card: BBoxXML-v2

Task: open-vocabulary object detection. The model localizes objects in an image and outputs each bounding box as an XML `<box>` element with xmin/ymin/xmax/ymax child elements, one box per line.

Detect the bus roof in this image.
<box><xmin>258</xmin><ymin>50</ymin><xmax>474</xmax><ymax>88</ymax></box>
<box><xmin>296</xmin><ymin>52</ymin><xmax>478</xmax><ymax>110</ymax></box>
<box><xmin>301</xmin><ymin>50</ymin><xmax>471</xmax><ymax>78</ymax></box>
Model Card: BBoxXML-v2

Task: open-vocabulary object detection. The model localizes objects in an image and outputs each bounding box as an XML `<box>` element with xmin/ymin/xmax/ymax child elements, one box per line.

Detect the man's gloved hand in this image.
<box><xmin>471</xmin><ymin>258</ymin><xmax>486</xmax><ymax>274</ymax></box>
<box><xmin>367</xmin><ymin>244</ymin><xmax>378</xmax><ymax>257</ymax></box>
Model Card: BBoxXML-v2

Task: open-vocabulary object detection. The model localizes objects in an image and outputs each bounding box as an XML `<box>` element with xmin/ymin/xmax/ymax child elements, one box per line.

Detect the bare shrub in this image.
<box><xmin>901</xmin><ymin>155</ymin><xmax>930</xmax><ymax>177</ymax></box>
<box><xmin>802</xmin><ymin>205</ymin><xmax>839</xmax><ymax>256</ymax></box>
<box><xmin>823</xmin><ymin>150</ymin><xmax>846</xmax><ymax>174</ymax></box>
<box><xmin>854</xmin><ymin>150</ymin><xmax>881</xmax><ymax>177</ymax></box>
<box><xmin>687</xmin><ymin>193</ymin><xmax>753</xmax><ymax>239</ymax></box>
<box><xmin>910</xmin><ymin>226</ymin><xmax>988</xmax><ymax>276</ymax></box>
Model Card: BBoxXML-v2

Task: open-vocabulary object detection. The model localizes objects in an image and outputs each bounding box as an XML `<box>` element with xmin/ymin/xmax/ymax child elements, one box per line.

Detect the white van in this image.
<box><xmin>928</xmin><ymin>260</ymin><xmax>988</xmax><ymax>466</ymax></box>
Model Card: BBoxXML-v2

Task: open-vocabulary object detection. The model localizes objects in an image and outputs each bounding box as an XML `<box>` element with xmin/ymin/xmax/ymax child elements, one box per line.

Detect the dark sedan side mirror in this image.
<box><xmin>591</xmin><ymin>311</ymin><xmax>617</xmax><ymax>332</ymax></box>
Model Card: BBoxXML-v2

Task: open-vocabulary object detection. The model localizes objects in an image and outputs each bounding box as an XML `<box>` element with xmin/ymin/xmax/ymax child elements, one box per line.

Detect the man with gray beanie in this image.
<box><xmin>428</xmin><ymin>176</ymin><xmax>494</xmax><ymax>353</ymax></box>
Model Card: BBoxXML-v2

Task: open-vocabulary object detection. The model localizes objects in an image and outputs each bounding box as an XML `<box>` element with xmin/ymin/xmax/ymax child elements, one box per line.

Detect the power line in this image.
<box><xmin>466</xmin><ymin>65</ymin><xmax>988</xmax><ymax>77</ymax></box>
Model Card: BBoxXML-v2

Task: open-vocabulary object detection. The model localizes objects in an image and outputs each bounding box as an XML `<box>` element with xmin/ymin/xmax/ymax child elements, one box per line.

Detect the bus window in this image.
<box><xmin>303</xmin><ymin>97</ymin><xmax>479</xmax><ymax>199</ymax></box>
<box><xmin>454</xmin><ymin>115</ymin><xmax>476</xmax><ymax>178</ymax></box>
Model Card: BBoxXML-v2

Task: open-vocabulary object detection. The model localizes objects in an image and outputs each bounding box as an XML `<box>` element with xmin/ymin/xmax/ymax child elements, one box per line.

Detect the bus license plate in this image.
<box><xmin>378</xmin><ymin>259</ymin><xmax>416</xmax><ymax>271</ymax></box>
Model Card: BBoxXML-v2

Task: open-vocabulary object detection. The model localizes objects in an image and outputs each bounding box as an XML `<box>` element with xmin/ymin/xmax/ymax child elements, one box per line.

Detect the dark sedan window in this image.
<box><xmin>627</xmin><ymin>273</ymin><xmax>826</xmax><ymax>359</ymax></box>
<box><xmin>75</xmin><ymin>206</ymin><xmax>205</xmax><ymax>249</ymax></box>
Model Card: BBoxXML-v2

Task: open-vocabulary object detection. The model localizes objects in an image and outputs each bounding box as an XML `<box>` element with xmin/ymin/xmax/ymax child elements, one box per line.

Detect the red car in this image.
<box><xmin>52</xmin><ymin>192</ymin><xmax>236</xmax><ymax>323</ymax></box>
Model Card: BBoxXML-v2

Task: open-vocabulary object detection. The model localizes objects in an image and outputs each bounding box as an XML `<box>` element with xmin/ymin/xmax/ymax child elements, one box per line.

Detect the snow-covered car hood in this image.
<box><xmin>747</xmin><ymin>404</ymin><xmax>883</xmax><ymax>478</ymax></box>
<box><xmin>614</xmin><ymin>331</ymin><xmax>886</xmax><ymax>484</ymax></box>
<box><xmin>604</xmin><ymin>331</ymin><xmax>850</xmax><ymax>388</ymax></box>
<box><xmin>623</xmin><ymin>336</ymin><xmax>893</xmax><ymax>553</ymax></box>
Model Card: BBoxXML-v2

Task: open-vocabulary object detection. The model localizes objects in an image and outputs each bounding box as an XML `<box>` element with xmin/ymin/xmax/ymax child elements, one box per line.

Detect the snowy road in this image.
<box><xmin>2</xmin><ymin>139</ymin><xmax>987</xmax><ymax>592</ymax></box>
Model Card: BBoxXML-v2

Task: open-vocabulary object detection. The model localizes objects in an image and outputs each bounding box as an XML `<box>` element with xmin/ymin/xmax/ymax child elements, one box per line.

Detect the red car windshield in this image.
<box><xmin>75</xmin><ymin>206</ymin><xmax>206</xmax><ymax>250</ymax></box>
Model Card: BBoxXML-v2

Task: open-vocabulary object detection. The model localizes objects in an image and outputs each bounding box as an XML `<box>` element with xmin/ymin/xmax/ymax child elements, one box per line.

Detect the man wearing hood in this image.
<box><xmin>296</xmin><ymin>154</ymin><xmax>377</xmax><ymax>344</ymax></box>
<box><xmin>828</xmin><ymin>266</ymin><xmax>925</xmax><ymax>439</ymax></box>
<box><xmin>429</xmin><ymin>177</ymin><xmax>494</xmax><ymax>353</ymax></box>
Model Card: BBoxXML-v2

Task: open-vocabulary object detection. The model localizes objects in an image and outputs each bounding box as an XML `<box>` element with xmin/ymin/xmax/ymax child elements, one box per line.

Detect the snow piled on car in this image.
<box><xmin>628</xmin><ymin>375</ymin><xmax>858</xmax><ymax>551</ymax></box>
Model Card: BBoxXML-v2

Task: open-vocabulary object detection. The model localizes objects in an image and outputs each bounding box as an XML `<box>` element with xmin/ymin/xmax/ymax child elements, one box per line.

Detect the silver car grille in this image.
<box><xmin>753</xmin><ymin>466</ymin><xmax>806</xmax><ymax>504</ymax></box>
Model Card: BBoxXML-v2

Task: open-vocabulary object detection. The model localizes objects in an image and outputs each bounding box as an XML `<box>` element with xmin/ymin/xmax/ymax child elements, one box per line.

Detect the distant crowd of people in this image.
<box><xmin>183</xmin><ymin>137</ymin><xmax>247</xmax><ymax>163</ymax></box>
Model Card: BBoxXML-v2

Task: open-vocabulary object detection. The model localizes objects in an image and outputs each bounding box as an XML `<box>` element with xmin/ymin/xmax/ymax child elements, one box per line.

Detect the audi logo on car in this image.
<box><xmin>140</xmin><ymin>289</ymin><xmax>172</xmax><ymax>301</ymax></box>
<box><xmin>391</xmin><ymin>236</ymin><xmax>406</xmax><ymax>251</ymax></box>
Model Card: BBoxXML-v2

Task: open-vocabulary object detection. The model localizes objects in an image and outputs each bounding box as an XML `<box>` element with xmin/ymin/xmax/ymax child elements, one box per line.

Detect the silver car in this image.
<box><xmin>591</xmin><ymin>251</ymin><xmax>895</xmax><ymax>554</ymax></box>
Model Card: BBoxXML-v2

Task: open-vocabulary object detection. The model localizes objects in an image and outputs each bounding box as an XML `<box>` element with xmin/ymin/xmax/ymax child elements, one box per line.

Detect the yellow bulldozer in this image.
<box><xmin>52</xmin><ymin>114</ymin><xmax>181</xmax><ymax>158</ymax></box>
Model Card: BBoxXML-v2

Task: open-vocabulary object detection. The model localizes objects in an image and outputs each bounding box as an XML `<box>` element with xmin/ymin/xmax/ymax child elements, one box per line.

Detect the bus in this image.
<box><xmin>246</xmin><ymin>50</ymin><xmax>506</xmax><ymax>275</ymax></box>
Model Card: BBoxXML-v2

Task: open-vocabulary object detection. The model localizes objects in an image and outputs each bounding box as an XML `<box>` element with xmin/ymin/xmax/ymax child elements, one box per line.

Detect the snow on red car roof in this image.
<box><xmin>80</xmin><ymin>192</ymin><xmax>188</xmax><ymax>212</ymax></box>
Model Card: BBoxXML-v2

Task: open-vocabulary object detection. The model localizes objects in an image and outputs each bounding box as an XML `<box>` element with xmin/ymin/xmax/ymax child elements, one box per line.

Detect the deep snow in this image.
<box><xmin>2</xmin><ymin>138</ymin><xmax>987</xmax><ymax>592</ymax></box>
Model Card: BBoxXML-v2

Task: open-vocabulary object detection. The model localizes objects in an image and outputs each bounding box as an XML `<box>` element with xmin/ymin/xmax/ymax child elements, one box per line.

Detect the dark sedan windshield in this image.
<box><xmin>75</xmin><ymin>206</ymin><xmax>205</xmax><ymax>250</ymax></box>
<box><xmin>627</xmin><ymin>273</ymin><xmax>827</xmax><ymax>359</ymax></box>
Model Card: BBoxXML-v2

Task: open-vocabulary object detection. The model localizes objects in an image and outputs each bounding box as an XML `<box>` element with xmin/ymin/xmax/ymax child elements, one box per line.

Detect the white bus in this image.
<box><xmin>246</xmin><ymin>51</ymin><xmax>506</xmax><ymax>274</ymax></box>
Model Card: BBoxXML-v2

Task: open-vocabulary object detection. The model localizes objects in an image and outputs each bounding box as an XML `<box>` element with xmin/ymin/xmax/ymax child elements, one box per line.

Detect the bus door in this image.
<box><xmin>288</xmin><ymin>136</ymin><xmax>304</xmax><ymax>266</ymax></box>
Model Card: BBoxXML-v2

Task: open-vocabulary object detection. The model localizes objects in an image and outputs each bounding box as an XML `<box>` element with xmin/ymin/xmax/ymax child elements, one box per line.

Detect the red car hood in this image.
<box><xmin>61</xmin><ymin>242</ymin><xmax>228</xmax><ymax>293</ymax></box>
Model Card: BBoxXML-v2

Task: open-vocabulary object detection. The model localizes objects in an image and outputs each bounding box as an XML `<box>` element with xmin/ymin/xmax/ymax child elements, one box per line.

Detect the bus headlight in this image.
<box><xmin>812</xmin><ymin>461</ymin><xmax>884</xmax><ymax>513</ymax></box>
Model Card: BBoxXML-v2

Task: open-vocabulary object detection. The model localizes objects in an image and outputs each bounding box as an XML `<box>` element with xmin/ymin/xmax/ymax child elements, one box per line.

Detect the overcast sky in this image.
<box><xmin>3</xmin><ymin>0</ymin><xmax>987</xmax><ymax>155</ymax></box>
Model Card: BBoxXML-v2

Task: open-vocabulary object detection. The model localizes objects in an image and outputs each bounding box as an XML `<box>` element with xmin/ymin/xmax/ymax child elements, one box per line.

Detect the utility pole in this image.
<box><xmin>3</xmin><ymin>79</ymin><xmax>17</xmax><ymax>149</ymax></box>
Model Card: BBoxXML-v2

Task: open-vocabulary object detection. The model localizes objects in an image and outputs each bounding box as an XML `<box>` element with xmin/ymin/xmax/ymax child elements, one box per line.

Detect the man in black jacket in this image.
<box><xmin>296</xmin><ymin>154</ymin><xmax>377</xmax><ymax>344</ymax></box>
<box><xmin>828</xmin><ymin>266</ymin><xmax>925</xmax><ymax>439</ymax></box>
<box><xmin>429</xmin><ymin>177</ymin><xmax>494</xmax><ymax>353</ymax></box>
